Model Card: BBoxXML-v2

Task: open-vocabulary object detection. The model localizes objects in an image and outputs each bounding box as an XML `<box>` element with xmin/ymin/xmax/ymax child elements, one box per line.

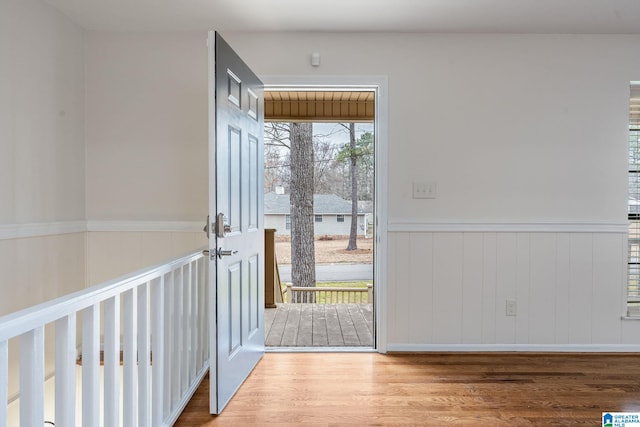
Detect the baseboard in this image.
<box><xmin>387</xmin><ymin>343</ymin><xmax>640</xmax><ymax>352</ymax></box>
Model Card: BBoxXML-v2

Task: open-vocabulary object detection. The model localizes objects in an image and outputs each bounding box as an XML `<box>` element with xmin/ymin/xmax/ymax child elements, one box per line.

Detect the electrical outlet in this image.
<box><xmin>412</xmin><ymin>181</ymin><xmax>436</xmax><ymax>199</ymax></box>
<box><xmin>506</xmin><ymin>299</ymin><xmax>517</xmax><ymax>316</ymax></box>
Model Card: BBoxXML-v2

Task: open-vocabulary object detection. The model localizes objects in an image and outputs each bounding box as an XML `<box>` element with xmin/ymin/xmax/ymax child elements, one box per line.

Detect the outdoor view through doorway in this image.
<box><xmin>263</xmin><ymin>90</ymin><xmax>375</xmax><ymax>349</ymax></box>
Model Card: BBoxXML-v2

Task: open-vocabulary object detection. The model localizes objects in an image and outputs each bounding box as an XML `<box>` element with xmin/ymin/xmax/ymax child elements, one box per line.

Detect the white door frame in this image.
<box><xmin>262</xmin><ymin>75</ymin><xmax>389</xmax><ymax>353</ymax></box>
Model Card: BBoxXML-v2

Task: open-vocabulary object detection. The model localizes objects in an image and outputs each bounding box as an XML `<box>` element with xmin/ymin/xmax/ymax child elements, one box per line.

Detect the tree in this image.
<box><xmin>289</xmin><ymin>122</ymin><xmax>316</xmax><ymax>301</ymax></box>
<box><xmin>264</xmin><ymin>123</ymin><xmax>341</xmax><ymax>195</ymax></box>
<box><xmin>337</xmin><ymin>127</ymin><xmax>374</xmax><ymax>250</ymax></box>
<box><xmin>264</xmin><ymin>123</ymin><xmax>291</xmax><ymax>193</ymax></box>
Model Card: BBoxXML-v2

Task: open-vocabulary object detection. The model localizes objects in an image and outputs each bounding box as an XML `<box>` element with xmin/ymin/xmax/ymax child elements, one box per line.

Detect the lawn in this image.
<box><xmin>275</xmin><ymin>236</ymin><xmax>373</xmax><ymax>265</ymax></box>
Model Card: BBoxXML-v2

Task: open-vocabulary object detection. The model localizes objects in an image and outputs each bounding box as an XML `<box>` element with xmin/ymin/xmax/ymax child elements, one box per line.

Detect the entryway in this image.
<box><xmin>261</xmin><ymin>88</ymin><xmax>379</xmax><ymax>350</ymax></box>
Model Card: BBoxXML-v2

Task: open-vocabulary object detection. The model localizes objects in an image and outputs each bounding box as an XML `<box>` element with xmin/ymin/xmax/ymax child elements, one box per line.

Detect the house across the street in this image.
<box><xmin>264</xmin><ymin>192</ymin><xmax>369</xmax><ymax>237</ymax></box>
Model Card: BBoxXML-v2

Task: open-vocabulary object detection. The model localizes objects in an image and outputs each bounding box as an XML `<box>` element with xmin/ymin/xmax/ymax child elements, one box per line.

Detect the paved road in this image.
<box><xmin>278</xmin><ymin>263</ymin><xmax>373</xmax><ymax>283</ymax></box>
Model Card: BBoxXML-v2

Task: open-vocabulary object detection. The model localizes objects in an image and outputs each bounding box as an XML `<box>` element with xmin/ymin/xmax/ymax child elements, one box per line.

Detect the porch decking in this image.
<box><xmin>265</xmin><ymin>303</ymin><xmax>374</xmax><ymax>347</ymax></box>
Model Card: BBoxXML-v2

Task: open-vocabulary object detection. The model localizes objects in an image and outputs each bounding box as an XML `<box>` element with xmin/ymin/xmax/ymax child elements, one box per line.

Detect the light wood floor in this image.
<box><xmin>174</xmin><ymin>352</ymin><xmax>640</xmax><ymax>426</ymax></box>
<box><xmin>265</xmin><ymin>303</ymin><xmax>374</xmax><ymax>347</ymax></box>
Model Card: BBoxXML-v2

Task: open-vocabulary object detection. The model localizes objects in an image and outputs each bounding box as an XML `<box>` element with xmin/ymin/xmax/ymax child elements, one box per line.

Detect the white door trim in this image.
<box><xmin>262</xmin><ymin>75</ymin><xmax>389</xmax><ymax>353</ymax></box>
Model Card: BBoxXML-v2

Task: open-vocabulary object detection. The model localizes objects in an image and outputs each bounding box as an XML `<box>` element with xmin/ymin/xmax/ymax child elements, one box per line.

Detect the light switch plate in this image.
<box><xmin>412</xmin><ymin>181</ymin><xmax>436</xmax><ymax>199</ymax></box>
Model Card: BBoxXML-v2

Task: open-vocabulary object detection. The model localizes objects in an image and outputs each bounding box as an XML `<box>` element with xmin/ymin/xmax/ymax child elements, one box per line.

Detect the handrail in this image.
<box><xmin>0</xmin><ymin>248</ymin><xmax>210</xmax><ymax>427</ymax></box>
<box><xmin>0</xmin><ymin>250</ymin><xmax>204</xmax><ymax>342</ymax></box>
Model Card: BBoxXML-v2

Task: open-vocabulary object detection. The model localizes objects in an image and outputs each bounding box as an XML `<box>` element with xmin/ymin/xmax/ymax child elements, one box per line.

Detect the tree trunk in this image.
<box><xmin>289</xmin><ymin>122</ymin><xmax>316</xmax><ymax>302</ymax></box>
<box><xmin>347</xmin><ymin>123</ymin><xmax>358</xmax><ymax>251</ymax></box>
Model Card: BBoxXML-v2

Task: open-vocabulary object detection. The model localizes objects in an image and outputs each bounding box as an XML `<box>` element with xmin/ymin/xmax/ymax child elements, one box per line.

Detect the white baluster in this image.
<box><xmin>55</xmin><ymin>315</ymin><xmax>76</xmax><ymax>427</ymax></box>
<box><xmin>172</xmin><ymin>268</ymin><xmax>182</xmax><ymax>405</ymax></box>
<box><xmin>0</xmin><ymin>340</ymin><xmax>7</xmax><ymax>427</ymax></box>
<box><xmin>198</xmin><ymin>258</ymin><xmax>208</xmax><ymax>367</ymax></box>
<box><xmin>163</xmin><ymin>271</ymin><xmax>173</xmax><ymax>416</ymax></box>
<box><xmin>190</xmin><ymin>260</ymin><xmax>198</xmax><ymax>380</ymax></box>
<box><xmin>104</xmin><ymin>296</ymin><xmax>121</xmax><ymax>427</ymax></box>
<box><xmin>182</xmin><ymin>264</ymin><xmax>191</xmax><ymax>389</ymax></box>
<box><xmin>20</xmin><ymin>327</ymin><xmax>44</xmax><ymax>427</ymax></box>
<box><xmin>138</xmin><ymin>281</ymin><xmax>151</xmax><ymax>427</ymax></box>
<box><xmin>152</xmin><ymin>275</ymin><xmax>165</xmax><ymax>426</ymax></box>
<box><xmin>123</xmin><ymin>288</ymin><xmax>138</xmax><ymax>427</ymax></box>
<box><xmin>82</xmin><ymin>304</ymin><xmax>100</xmax><ymax>427</ymax></box>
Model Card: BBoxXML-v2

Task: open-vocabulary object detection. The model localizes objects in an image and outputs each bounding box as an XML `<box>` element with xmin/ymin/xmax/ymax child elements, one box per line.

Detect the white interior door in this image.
<box><xmin>207</xmin><ymin>31</ymin><xmax>265</xmax><ymax>414</ymax></box>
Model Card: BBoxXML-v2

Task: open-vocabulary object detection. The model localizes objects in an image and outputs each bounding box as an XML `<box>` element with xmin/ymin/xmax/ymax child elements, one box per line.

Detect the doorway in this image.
<box><xmin>261</xmin><ymin>86</ymin><xmax>384</xmax><ymax>350</ymax></box>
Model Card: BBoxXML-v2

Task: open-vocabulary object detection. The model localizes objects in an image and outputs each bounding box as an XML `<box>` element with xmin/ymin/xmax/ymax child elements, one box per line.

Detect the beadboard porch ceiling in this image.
<box><xmin>264</xmin><ymin>91</ymin><xmax>375</xmax><ymax>123</ymax></box>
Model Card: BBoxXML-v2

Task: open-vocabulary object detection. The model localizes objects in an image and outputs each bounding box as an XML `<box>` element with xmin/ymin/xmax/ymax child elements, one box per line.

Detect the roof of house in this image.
<box><xmin>264</xmin><ymin>193</ymin><xmax>366</xmax><ymax>215</ymax></box>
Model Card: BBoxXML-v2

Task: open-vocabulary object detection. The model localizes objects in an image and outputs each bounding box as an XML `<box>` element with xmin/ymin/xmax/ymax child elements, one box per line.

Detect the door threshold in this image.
<box><xmin>265</xmin><ymin>346</ymin><xmax>376</xmax><ymax>353</ymax></box>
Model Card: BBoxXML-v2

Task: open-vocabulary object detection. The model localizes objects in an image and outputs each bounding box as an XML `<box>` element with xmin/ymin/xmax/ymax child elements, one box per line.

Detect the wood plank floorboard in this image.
<box><xmin>174</xmin><ymin>352</ymin><xmax>640</xmax><ymax>426</ymax></box>
<box><xmin>265</xmin><ymin>304</ymin><xmax>373</xmax><ymax>347</ymax></box>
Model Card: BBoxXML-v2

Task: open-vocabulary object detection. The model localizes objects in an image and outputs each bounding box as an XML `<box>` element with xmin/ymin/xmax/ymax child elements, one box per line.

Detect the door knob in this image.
<box><xmin>215</xmin><ymin>213</ymin><xmax>232</xmax><ymax>238</ymax></box>
<box><xmin>217</xmin><ymin>248</ymin><xmax>238</xmax><ymax>259</ymax></box>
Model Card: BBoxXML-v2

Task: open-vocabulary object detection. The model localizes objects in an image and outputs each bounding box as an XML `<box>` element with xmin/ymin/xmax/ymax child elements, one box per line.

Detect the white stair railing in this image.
<box><xmin>0</xmin><ymin>249</ymin><xmax>209</xmax><ymax>427</ymax></box>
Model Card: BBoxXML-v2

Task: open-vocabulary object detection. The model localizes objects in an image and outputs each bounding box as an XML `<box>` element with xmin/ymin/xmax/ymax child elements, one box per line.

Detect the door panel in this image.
<box><xmin>208</xmin><ymin>31</ymin><xmax>265</xmax><ymax>414</ymax></box>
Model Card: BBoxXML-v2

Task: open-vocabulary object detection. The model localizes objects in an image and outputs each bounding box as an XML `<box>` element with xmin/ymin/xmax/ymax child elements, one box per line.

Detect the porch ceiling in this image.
<box><xmin>264</xmin><ymin>90</ymin><xmax>374</xmax><ymax>123</ymax></box>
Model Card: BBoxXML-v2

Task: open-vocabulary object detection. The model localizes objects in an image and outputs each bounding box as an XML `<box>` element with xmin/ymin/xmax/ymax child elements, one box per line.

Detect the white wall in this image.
<box><xmin>83</xmin><ymin>32</ymin><xmax>210</xmax><ymax>282</ymax></box>
<box><xmin>223</xmin><ymin>31</ymin><xmax>640</xmax><ymax>349</ymax></box>
<box><xmin>84</xmin><ymin>32</ymin><xmax>208</xmax><ymax>222</ymax></box>
<box><xmin>86</xmin><ymin>230</ymin><xmax>207</xmax><ymax>285</ymax></box>
<box><xmin>80</xmin><ymin>30</ymin><xmax>640</xmax><ymax>349</ymax></box>
<box><xmin>224</xmin><ymin>32</ymin><xmax>634</xmax><ymax>223</ymax></box>
<box><xmin>0</xmin><ymin>0</ymin><xmax>87</xmax><ymax>403</ymax></box>
<box><xmin>0</xmin><ymin>0</ymin><xmax>86</xmax><ymax>313</ymax></box>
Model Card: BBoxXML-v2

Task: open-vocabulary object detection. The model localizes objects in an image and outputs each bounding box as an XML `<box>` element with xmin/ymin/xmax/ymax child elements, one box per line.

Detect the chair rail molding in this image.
<box><xmin>388</xmin><ymin>219</ymin><xmax>628</xmax><ymax>234</ymax></box>
<box><xmin>0</xmin><ymin>220</ymin><xmax>205</xmax><ymax>240</ymax></box>
<box><xmin>86</xmin><ymin>220</ymin><xmax>203</xmax><ymax>233</ymax></box>
<box><xmin>0</xmin><ymin>221</ymin><xmax>86</xmax><ymax>240</ymax></box>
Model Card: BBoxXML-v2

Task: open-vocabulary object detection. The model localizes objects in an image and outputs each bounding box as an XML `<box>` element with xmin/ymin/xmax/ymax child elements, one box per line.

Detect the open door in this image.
<box><xmin>207</xmin><ymin>31</ymin><xmax>265</xmax><ymax>414</ymax></box>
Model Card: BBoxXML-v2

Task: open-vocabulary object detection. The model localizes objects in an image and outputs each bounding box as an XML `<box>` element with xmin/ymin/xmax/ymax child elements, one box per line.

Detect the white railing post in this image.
<box><xmin>20</xmin><ymin>327</ymin><xmax>45</xmax><ymax>427</ymax></box>
<box><xmin>123</xmin><ymin>288</ymin><xmax>138</xmax><ymax>427</ymax></box>
<box><xmin>152</xmin><ymin>275</ymin><xmax>165</xmax><ymax>426</ymax></box>
<box><xmin>0</xmin><ymin>340</ymin><xmax>7</xmax><ymax>427</ymax></box>
<box><xmin>138</xmin><ymin>282</ymin><xmax>151</xmax><ymax>427</ymax></box>
<box><xmin>55</xmin><ymin>314</ymin><xmax>77</xmax><ymax>427</ymax></box>
<box><xmin>82</xmin><ymin>304</ymin><xmax>100</xmax><ymax>427</ymax></box>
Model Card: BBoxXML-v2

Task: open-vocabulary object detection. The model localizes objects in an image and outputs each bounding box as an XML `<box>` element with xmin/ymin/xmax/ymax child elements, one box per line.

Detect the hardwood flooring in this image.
<box><xmin>174</xmin><ymin>352</ymin><xmax>640</xmax><ymax>426</ymax></box>
<box><xmin>264</xmin><ymin>303</ymin><xmax>373</xmax><ymax>347</ymax></box>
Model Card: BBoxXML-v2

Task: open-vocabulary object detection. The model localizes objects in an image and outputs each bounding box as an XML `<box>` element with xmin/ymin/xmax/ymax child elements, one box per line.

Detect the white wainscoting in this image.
<box><xmin>86</xmin><ymin>227</ymin><xmax>208</xmax><ymax>286</ymax></box>
<box><xmin>386</xmin><ymin>222</ymin><xmax>640</xmax><ymax>352</ymax></box>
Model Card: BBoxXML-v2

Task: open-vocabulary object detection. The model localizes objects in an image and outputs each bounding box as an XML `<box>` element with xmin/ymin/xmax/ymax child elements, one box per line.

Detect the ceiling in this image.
<box><xmin>42</xmin><ymin>0</ymin><xmax>640</xmax><ymax>33</ymax></box>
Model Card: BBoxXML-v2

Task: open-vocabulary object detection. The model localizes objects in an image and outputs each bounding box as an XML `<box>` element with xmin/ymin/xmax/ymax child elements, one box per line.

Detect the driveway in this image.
<box><xmin>278</xmin><ymin>263</ymin><xmax>373</xmax><ymax>282</ymax></box>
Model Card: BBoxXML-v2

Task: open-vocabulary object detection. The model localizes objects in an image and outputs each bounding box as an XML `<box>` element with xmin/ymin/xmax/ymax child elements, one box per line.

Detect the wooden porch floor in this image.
<box><xmin>264</xmin><ymin>303</ymin><xmax>373</xmax><ymax>347</ymax></box>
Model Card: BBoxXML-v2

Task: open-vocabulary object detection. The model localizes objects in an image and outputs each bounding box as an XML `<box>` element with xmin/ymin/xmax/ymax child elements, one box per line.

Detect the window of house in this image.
<box><xmin>285</xmin><ymin>214</ymin><xmax>291</xmax><ymax>230</ymax></box>
<box><xmin>315</xmin><ymin>215</ymin><xmax>323</xmax><ymax>223</ymax></box>
<box><xmin>337</xmin><ymin>214</ymin><xmax>345</xmax><ymax>222</ymax></box>
<box><xmin>628</xmin><ymin>83</ymin><xmax>640</xmax><ymax>316</ymax></box>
